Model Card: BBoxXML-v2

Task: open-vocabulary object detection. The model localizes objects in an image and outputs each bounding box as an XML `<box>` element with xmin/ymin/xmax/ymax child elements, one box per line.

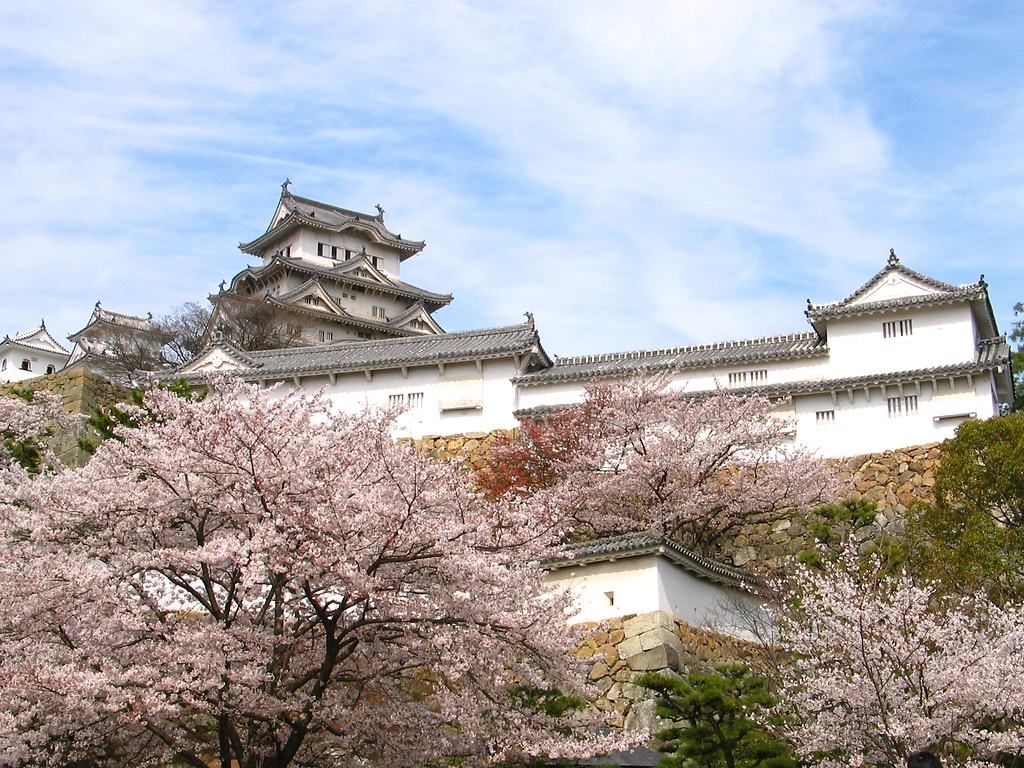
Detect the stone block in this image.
<box><xmin>622</xmin><ymin>611</ymin><xmax>675</xmax><ymax>639</ymax></box>
<box><xmin>638</xmin><ymin>627</ymin><xmax>683</xmax><ymax>652</ymax></box>
<box><xmin>616</xmin><ymin>635</ymin><xmax>644</xmax><ymax>659</ymax></box>
<box><xmin>626</xmin><ymin>645</ymin><xmax>680</xmax><ymax>672</ymax></box>
<box><xmin>589</xmin><ymin>661</ymin><xmax>609</xmax><ymax>680</ymax></box>
<box><xmin>623</xmin><ymin>698</ymin><xmax>662</xmax><ymax>732</ymax></box>
<box><xmin>621</xmin><ymin>683</ymin><xmax>645</xmax><ymax>701</ymax></box>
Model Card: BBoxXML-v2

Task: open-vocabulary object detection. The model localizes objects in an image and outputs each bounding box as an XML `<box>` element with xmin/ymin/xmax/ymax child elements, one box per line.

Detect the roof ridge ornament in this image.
<box><xmin>374</xmin><ymin>203</ymin><xmax>385</xmax><ymax>222</ymax></box>
<box><xmin>888</xmin><ymin>248</ymin><xmax>899</xmax><ymax>267</ymax></box>
<box><xmin>281</xmin><ymin>178</ymin><xmax>292</xmax><ymax>197</ymax></box>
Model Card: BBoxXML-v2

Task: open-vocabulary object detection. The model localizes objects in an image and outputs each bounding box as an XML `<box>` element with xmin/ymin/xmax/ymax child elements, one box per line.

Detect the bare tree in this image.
<box><xmin>210</xmin><ymin>294</ymin><xmax>306</xmax><ymax>351</ymax></box>
<box><xmin>155</xmin><ymin>302</ymin><xmax>212</xmax><ymax>365</ymax></box>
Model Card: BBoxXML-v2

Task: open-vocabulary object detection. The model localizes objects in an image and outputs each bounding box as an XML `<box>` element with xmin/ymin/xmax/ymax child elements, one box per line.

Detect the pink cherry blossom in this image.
<box><xmin>0</xmin><ymin>380</ymin><xmax>626</xmax><ymax>768</ymax></box>
<box><xmin>492</xmin><ymin>374</ymin><xmax>837</xmax><ymax>551</ymax></box>
<box><xmin>775</xmin><ymin>548</ymin><xmax>1024</xmax><ymax>768</ymax></box>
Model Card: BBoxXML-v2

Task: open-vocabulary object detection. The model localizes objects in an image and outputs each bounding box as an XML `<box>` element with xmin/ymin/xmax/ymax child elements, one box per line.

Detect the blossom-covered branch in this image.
<box><xmin>0</xmin><ymin>380</ymin><xmax>622</xmax><ymax>768</ymax></box>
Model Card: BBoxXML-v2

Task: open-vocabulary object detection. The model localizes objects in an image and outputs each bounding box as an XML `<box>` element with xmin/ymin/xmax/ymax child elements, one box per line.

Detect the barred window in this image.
<box><xmin>883</xmin><ymin>318</ymin><xmax>913</xmax><ymax>338</ymax></box>
<box><xmin>815</xmin><ymin>410</ymin><xmax>835</xmax><ymax>424</ymax></box>
<box><xmin>728</xmin><ymin>369</ymin><xmax>767</xmax><ymax>386</ymax></box>
<box><xmin>888</xmin><ymin>395</ymin><xmax>918</xmax><ymax>417</ymax></box>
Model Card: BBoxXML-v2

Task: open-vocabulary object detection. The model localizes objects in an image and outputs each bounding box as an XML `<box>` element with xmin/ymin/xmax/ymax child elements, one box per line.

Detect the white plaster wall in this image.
<box><xmin>0</xmin><ymin>350</ymin><xmax>64</xmax><ymax>383</ymax></box>
<box><xmin>267</xmin><ymin>357</ymin><xmax>524</xmax><ymax>438</ymax></box>
<box><xmin>543</xmin><ymin>555</ymin><xmax>764</xmax><ymax>634</ymax></box>
<box><xmin>655</xmin><ymin>559</ymin><xmax>762</xmax><ymax>637</ymax></box>
<box><xmin>792</xmin><ymin>375</ymin><xmax>999</xmax><ymax>457</ymax></box>
<box><xmin>290</xmin><ymin>228</ymin><xmax>401</xmax><ymax>278</ymax></box>
<box><xmin>544</xmin><ymin>556</ymin><xmax>662</xmax><ymax>624</ymax></box>
<box><xmin>825</xmin><ymin>304</ymin><xmax>976</xmax><ymax>378</ymax></box>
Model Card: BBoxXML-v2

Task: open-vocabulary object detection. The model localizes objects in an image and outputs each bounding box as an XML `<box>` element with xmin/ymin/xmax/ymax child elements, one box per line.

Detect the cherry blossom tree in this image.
<box><xmin>0</xmin><ymin>389</ymin><xmax>71</xmax><ymax>477</ymax></box>
<box><xmin>0</xmin><ymin>381</ymin><xmax>618</xmax><ymax>768</ymax></box>
<box><xmin>479</xmin><ymin>375</ymin><xmax>836</xmax><ymax>551</ymax></box>
<box><xmin>774</xmin><ymin>549</ymin><xmax>1024</xmax><ymax>768</ymax></box>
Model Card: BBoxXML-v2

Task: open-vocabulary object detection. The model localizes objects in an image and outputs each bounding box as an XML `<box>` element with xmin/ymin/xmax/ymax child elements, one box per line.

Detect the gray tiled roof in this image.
<box><xmin>241</xmin><ymin>192</ymin><xmax>425</xmax><ymax>256</ymax></box>
<box><xmin>177</xmin><ymin>320</ymin><xmax>551</xmax><ymax>380</ymax></box>
<box><xmin>806</xmin><ymin>283</ymin><xmax>987</xmax><ymax>321</ymax></box>
<box><xmin>229</xmin><ymin>257</ymin><xmax>453</xmax><ymax>308</ymax></box>
<box><xmin>3</xmin><ymin>324</ymin><xmax>70</xmax><ymax>355</ymax></box>
<box><xmin>806</xmin><ymin>253</ymin><xmax>988</xmax><ymax>327</ymax></box>
<box><xmin>514</xmin><ymin>338</ymin><xmax>1010</xmax><ymax>419</ymax></box>
<box><xmin>68</xmin><ymin>305</ymin><xmax>155</xmax><ymax>341</ymax></box>
<box><xmin>545</xmin><ymin>533</ymin><xmax>761</xmax><ymax>589</ymax></box>
<box><xmin>833</xmin><ymin>255</ymin><xmax>960</xmax><ymax>306</ymax></box>
<box><xmin>262</xmin><ymin>296</ymin><xmax>423</xmax><ymax>338</ymax></box>
<box><xmin>513</xmin><ymin>332</ymin><xmax>826</xmax><ymax>385</ymax></box>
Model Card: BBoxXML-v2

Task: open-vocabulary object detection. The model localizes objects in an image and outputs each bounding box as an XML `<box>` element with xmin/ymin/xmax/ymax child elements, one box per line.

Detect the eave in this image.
<box><xmin>228</xmin><ymin>257</ymin><xmax>453</xmax><ymax>310</ymax></box>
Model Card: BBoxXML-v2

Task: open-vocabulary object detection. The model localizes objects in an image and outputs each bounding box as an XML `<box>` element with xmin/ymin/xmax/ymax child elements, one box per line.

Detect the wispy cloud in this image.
<box><xmin>0</xmin><ymin>1</ymin><xmax>1021</xmax><ymax>354</ymax></box>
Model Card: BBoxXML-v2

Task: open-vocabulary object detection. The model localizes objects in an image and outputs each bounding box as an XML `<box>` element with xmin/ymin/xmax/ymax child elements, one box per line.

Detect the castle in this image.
<box><xmin>176</xmin><ymin>184</ymin><xmax>1014</xmax><ymax>458</ymax></box>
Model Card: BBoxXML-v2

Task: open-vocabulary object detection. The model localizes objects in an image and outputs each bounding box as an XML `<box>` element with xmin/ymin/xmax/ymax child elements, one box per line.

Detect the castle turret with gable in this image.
<box><xmin>210</xmin><ymin>181</ymin><xmax>452</xmax><ymax>347</ymax></box>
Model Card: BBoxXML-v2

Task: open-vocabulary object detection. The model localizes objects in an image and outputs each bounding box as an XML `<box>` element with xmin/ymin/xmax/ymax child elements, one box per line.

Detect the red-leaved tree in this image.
<box><xmin>775</xmin><ymin>549</ymin><xmax>1024</xmax><ymax>768</ymax></box>
<box><xmin>0</xmin><ymin>381</ymin><xmax>619</xmax><ymax>768</ymax></box>
<box><xmin>479</xmin><ymin>376</ymin><xmax>836</xmax><ymax>550</ymax></box>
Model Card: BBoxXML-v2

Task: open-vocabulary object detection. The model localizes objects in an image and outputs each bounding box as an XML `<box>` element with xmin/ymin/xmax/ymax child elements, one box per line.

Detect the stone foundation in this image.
<box><xmin>575</xmin><ymin>610</ymin><xmax>752</xmax><ymax>729</ymax></box>
<box><xmin>719</xmin><ymin>442</ymin><xmax>941</xmax><ymax>572</ymax></box>
<box><xmin>0</xmin><ymin>366</ymin><xmax>128</xmax><ymax>466</ymax></box>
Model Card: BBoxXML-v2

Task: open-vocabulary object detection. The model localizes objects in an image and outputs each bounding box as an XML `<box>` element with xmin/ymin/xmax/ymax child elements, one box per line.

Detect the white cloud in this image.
<box><xmin>0</xmin><ymin>0</ymin><xmax>1020</xmax><ymax>356</ymax></box>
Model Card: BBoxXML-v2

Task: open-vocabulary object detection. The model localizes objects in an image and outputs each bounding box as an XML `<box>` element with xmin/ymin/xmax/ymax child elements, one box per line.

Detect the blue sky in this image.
<box><xmin>1</xmin><ymin>2</ymin><xmax>1023</xmax><ymax>357</ymax></box>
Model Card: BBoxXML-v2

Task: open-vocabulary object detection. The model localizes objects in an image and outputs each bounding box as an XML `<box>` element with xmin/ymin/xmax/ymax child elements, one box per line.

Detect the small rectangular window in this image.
<box><xmin>728</xmin><ymin>369</ymin><xmax>766</xmax><ymax>387</ymax></box>
<box><xmin>815</xmin><ymin>410</ymin><xmax>835</xmax><ymax>424</ymax></box>
<box><xmin>331</xmin><ymin>245</ymin><xmax>339</xmax><ymax>259</ymax></box>
<box><xmin>407</xmin><ymin>392</ymin><xmax>424</xmax><ymax>408</ymax></box>
<box><xmin>372</xmin><ymin>305</ymin><xmax>387</xmax><ymax>319</ymax></box>
<box><xmin>388</xmin><ymin>393</ymin><xmax>404</xmax><ymax>406</ymax></box>
<box><xmin>357</xmin><ymin>331</ymin><xmax>371</xmax><ymax>339</ymax></box>
<box><xmin>883</xmin><ymin>318</ymin><xmax>913</xmax><ymax>338</ymax></box>
<box><xmin>317</xmin><ymin>242</ymin><xmax>325</xmax><ymax>257</ymax></box>
<box><xmin>888</xmin><ymin>395</ymin><xmax>918</xmax><ymax>417</ymax></box>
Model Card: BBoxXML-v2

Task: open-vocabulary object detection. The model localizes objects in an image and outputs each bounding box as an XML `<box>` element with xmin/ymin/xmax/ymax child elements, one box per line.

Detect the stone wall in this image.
<box><xmin>418</xmin><ymin>428</ymin><xmax>943</xmax><ymax>575</ymax></box>
<box><xmin>720</xmin><ymin>442</ymin><xmax>941</xmax><ymax>573</ymax></box>
<box><xmin>575</xmin><ymin>610</ymin><xmax>753</xmax><ymax>729</ymax></box>
<box><xmin>0</xmin><ymin>366</ymin><xmax>128</xmax><ymax>465</ymax></box>
<box><xmin>415</xmin><ymin>430</ymin><xmax>515</xmax><ymax>471</ymax></box>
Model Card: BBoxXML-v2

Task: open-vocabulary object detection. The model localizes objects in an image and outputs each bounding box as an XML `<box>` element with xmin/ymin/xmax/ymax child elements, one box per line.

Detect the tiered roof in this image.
<box><xmin>229</xmin><ymin>254</ymin><xmax>453</xmax><ymax>310</ymax></box>
<box><xmin>240</xmin><ymin>183</ymin><xmax>425</xmax><ymax>258</ymax></box>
